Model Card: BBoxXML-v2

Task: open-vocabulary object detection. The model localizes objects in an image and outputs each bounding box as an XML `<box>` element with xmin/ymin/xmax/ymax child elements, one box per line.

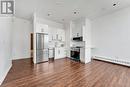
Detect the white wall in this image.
<box><xmin>84</xmin><ymin>18</ymin><xmax>92</xmax><ymax>47</ymax></box>
<box><xmin>12</xmin><ymin>17</ymin><xmax>33</xmax><ymax>60</ymax></box>
<box><xmin>92</xmin><ymin>7</ymin><xmax>130</xmax><ymax>61</ymax></box>
<box><xmin>64</xmin><ymin>22</ymin><xmax>71</xmax><ymax>57</ymax></box>
<box><xmin>0</xmin><ymin>17</ymin><xmax>13</xmax><ymax>85</ymax></box>
<box><xmin>36</xmin><ymin>17</ymin><xmax>64</xmax><ymax>29</ymax></box>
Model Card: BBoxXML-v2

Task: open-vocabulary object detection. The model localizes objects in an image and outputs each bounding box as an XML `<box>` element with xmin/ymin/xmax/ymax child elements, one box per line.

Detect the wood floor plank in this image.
<box><xmin>1</xmin><ymin>58</ymin><xmax>130</xmax><ymax>87</ymax></box>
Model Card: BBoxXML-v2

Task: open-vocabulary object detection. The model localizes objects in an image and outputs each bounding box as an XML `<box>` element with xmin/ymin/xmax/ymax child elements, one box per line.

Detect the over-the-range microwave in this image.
<box><xmin>73</xmin><ymin>36</ymin><xmax>83</xmax><ymax>41</ymax></box>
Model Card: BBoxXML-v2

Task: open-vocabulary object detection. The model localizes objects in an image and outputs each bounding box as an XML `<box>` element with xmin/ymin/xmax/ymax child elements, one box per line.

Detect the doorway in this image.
<box><xmin>30</xmin><ymin>33</ymin><xmax>33</xmax><ymax>60</ymax></box>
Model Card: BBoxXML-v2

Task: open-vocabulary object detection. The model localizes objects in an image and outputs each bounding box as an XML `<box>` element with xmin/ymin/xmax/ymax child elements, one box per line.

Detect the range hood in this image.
<box><xmin>73</xmin><ymin>36</ymin><xmax>83</xmax><ymax>41</ymax></box>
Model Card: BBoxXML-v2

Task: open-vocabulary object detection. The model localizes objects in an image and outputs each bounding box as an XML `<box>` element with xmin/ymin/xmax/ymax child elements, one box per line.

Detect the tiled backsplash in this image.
<box><xmin>71</xmin><ymin>41</ymin><xmax>85</xmax><ymax>47</ymax></box>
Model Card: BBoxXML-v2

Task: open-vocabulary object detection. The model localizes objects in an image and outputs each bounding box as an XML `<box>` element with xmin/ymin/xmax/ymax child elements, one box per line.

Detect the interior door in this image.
<box><xmin>30</xmin><ymin>33</ymin><xmax>34</xmax><ymax>62</ymax></box>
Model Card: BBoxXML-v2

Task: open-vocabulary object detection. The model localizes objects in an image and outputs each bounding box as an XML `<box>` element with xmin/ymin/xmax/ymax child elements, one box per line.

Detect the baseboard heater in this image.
<box><xmin>93</xmin><ymin>56</ymin><xmax>130</xmax><ymax>67</ymax></box>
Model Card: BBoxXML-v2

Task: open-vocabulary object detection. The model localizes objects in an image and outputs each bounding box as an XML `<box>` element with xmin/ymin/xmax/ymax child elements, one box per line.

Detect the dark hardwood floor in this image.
<box><xmin>1</xmin><ymin>58</ymin><xmax>130</xmax><ymax>87</ymax></box>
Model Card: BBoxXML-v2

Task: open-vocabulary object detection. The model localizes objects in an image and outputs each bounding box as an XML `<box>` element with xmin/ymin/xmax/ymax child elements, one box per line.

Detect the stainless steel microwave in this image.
<box><xmin>73</xmin><ymin>37</ymin><xmax>83</xmax><ymax>41</ymax></box>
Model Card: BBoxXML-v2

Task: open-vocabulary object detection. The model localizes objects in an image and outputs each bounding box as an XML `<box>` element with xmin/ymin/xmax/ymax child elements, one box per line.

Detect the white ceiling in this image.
<box><xmin>15</xmin><ymin>0</ymin><xmax>130</xmax><ymax>23</ymax></box>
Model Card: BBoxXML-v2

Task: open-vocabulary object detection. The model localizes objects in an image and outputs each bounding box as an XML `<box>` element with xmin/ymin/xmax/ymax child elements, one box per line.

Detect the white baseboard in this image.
<box><xmin>0</xmin><ymin>63</ymin><xmax>12</xmax><ymax>85</ymax></box>
<box><xmin>12</xmin><ymin>57</ymin><xmax>31</xmax><ymax>60</ymax></box>
<box><xmin>55</xmin><ymin>57</ymin><xmax>66</xmax><ymax>60</ymax></box>
<box><xmin>93</xmin><ymin>56</ymin><xmax>130</xmax><ymax>67</ymax></box>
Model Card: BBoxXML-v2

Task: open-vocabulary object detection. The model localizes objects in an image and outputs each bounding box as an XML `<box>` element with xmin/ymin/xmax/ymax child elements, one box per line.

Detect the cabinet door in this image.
<box><xmin>54</xmin><ymin>48</ymin><xmax>60</xmax><ymax>59</ymax></box>
<box><xmin>49</xmin><ymin>27</ymin><xmax>57</xmax><ymax>40</ymax></box>
<box><xmin>55</xmin><ymin>29</ymin><xmax>60</xmax><ymax>40</ymax></box>
<box><xmin>48</xmin><ymin>33</ymin><xmax>52</xmax><ymax>42</ymax></box>
<box><xmin>57</xmin><ymin>29</ymin><xmax>65</xmax><ymax>41</ymax></box>
<box><xmin>53</xmin><ymin>28</ymin><xmax>57</xmax><ymax>40</ymax></box>
<box><xmin>59</xmin><ymin>48</ymin><xmax>66</xmax><ymax>58</ymax></box>
<box><xmin>55</xmin><ymin>47</ymin><xmax>66</xmax><ymax>59</ymax></box>
<box><xmin>61</xmin><ymin>30</ymin><xmax>65</xmax><ymax>41</ymax></box>
<box><xmin>48</xmin><ymin>27</ymin><xmax>53</xmax><ymax>41</ymax></box>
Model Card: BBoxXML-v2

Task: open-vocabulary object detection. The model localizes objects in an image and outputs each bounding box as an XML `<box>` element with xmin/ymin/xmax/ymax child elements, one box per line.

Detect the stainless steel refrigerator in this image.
<box><xmin>36</xmin><ymin>33</ymin><xmax>49</xmax><ymax>63</ymax></box>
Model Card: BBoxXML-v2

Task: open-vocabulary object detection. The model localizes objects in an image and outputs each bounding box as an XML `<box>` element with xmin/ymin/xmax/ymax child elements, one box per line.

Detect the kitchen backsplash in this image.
<box><xmin>49</xmin><ymin>41</ymin><xmax>65</xmax><ymax>48</ymax></box>
<box><xmin>71</xmin><ymin>41</ymin><xmax>85</xmax><ymax>47</ymax></box>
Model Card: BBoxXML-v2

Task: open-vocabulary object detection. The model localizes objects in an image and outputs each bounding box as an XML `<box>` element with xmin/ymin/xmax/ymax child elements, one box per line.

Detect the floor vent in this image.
<box><xmin>93</xmin><ymin>56</ymin><xmax>130</xmax><ymax>67</ymax></box>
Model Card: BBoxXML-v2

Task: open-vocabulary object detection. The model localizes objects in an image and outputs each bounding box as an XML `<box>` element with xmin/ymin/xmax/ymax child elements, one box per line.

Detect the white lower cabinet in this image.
<box><xmin>54</xmin><ymin>47</ymin><xmax>66</xmax><ymax>59</ymax></box>
<box><xmin>80</xmin><ymin>48</ymin><xmax>91</xmax><ymax>64</ymax></box>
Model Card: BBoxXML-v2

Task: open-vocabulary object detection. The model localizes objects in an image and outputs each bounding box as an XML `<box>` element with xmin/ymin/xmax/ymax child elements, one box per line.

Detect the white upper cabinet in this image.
<box><xmin>48</xmin><ymin>27</ymin><xmax>55</xmax><ymax>41</ymax></box>
<box><xmin>35</xmin><ymin>23</ymin><xmax>48</xmax><ymax>33</ymax></box>
<box><xmin>72</xmin><ymin>20</ymin><xmax>83</xmax><ymax>37</ymax></box>
<box><xmin>51</xmin><ymin>28</ymin><xmax>57</xmax><ymax>40</ymax></box>
<box><xmin>57</xmin><ymin>29</ymin><xmax>65</xmax><ymax>42</ymax></box>
<box><xmin>38</xmin><ymin>25</ymin><xmax>65</xmax><ymax>43</ymax></box>
<box><xmin>61</xmin><ymin>29</ymin><xmax>65</xmax><ymax>42</ymax></box>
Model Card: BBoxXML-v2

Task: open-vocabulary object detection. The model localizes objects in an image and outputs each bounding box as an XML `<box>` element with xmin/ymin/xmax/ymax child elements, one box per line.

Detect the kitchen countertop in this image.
<box><xmin>48</xmin><ymin>48</ymin><xmax>54</xmax><ymax>50</ymax></box>
<box><xmin>71</xmin><ymin>46</ymin><xmax>85</xmax><ymax>48</ymax></box>
<box><xmin>48</xmin><ymin>47</ymin><xmax>65</xmax><ymax>50</ymax></box>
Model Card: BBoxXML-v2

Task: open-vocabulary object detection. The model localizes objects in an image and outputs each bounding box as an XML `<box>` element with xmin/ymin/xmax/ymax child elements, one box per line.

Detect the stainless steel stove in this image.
<box><xmin>70</xmin><ymin>47</ymin><xmax>80</xmax><ymax>61</ymax></box>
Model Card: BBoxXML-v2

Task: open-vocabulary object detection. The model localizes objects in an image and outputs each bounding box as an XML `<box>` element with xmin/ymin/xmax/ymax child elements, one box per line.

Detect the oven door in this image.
<box><xmin>71</xmin><ymin>51</ymin><xmax>75</xmax><ymax>58</ymax></box>
<box><xmin>71</xmin><ymin>50</ymin><xmax>80</xmax><ymax>60</ymax></box>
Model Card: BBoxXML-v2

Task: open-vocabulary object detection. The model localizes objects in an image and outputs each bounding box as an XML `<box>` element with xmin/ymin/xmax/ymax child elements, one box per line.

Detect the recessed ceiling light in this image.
<box><xmin>74</xmin><ymin>12</ymin><xmax>77</xmax><ymax>14</ymax></box>
<box><xmin>113</xmin><ymin>3</ymin><xmax>117</xmax><ymax>7</ymax></box>
<box><xmin>47</xmin><ymin>13</ymin><xmax>51</xmax><ymax>16</ymax></box>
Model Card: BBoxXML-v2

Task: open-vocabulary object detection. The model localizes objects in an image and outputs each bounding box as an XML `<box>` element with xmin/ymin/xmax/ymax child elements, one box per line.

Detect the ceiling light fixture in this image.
<box><xmin>113</xmin><ymin>3</ymin><xmax>117</xmax><ymax>7</ymax></box>
<box><xmin>74</xmin><ymin>12</ymin><xmax>77</xmax><ymax>14</ymax></box>
<box><xmin>47</xmin><ymin>13</ymin><xmax>51</xmax><ymax>16</ymax></box>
